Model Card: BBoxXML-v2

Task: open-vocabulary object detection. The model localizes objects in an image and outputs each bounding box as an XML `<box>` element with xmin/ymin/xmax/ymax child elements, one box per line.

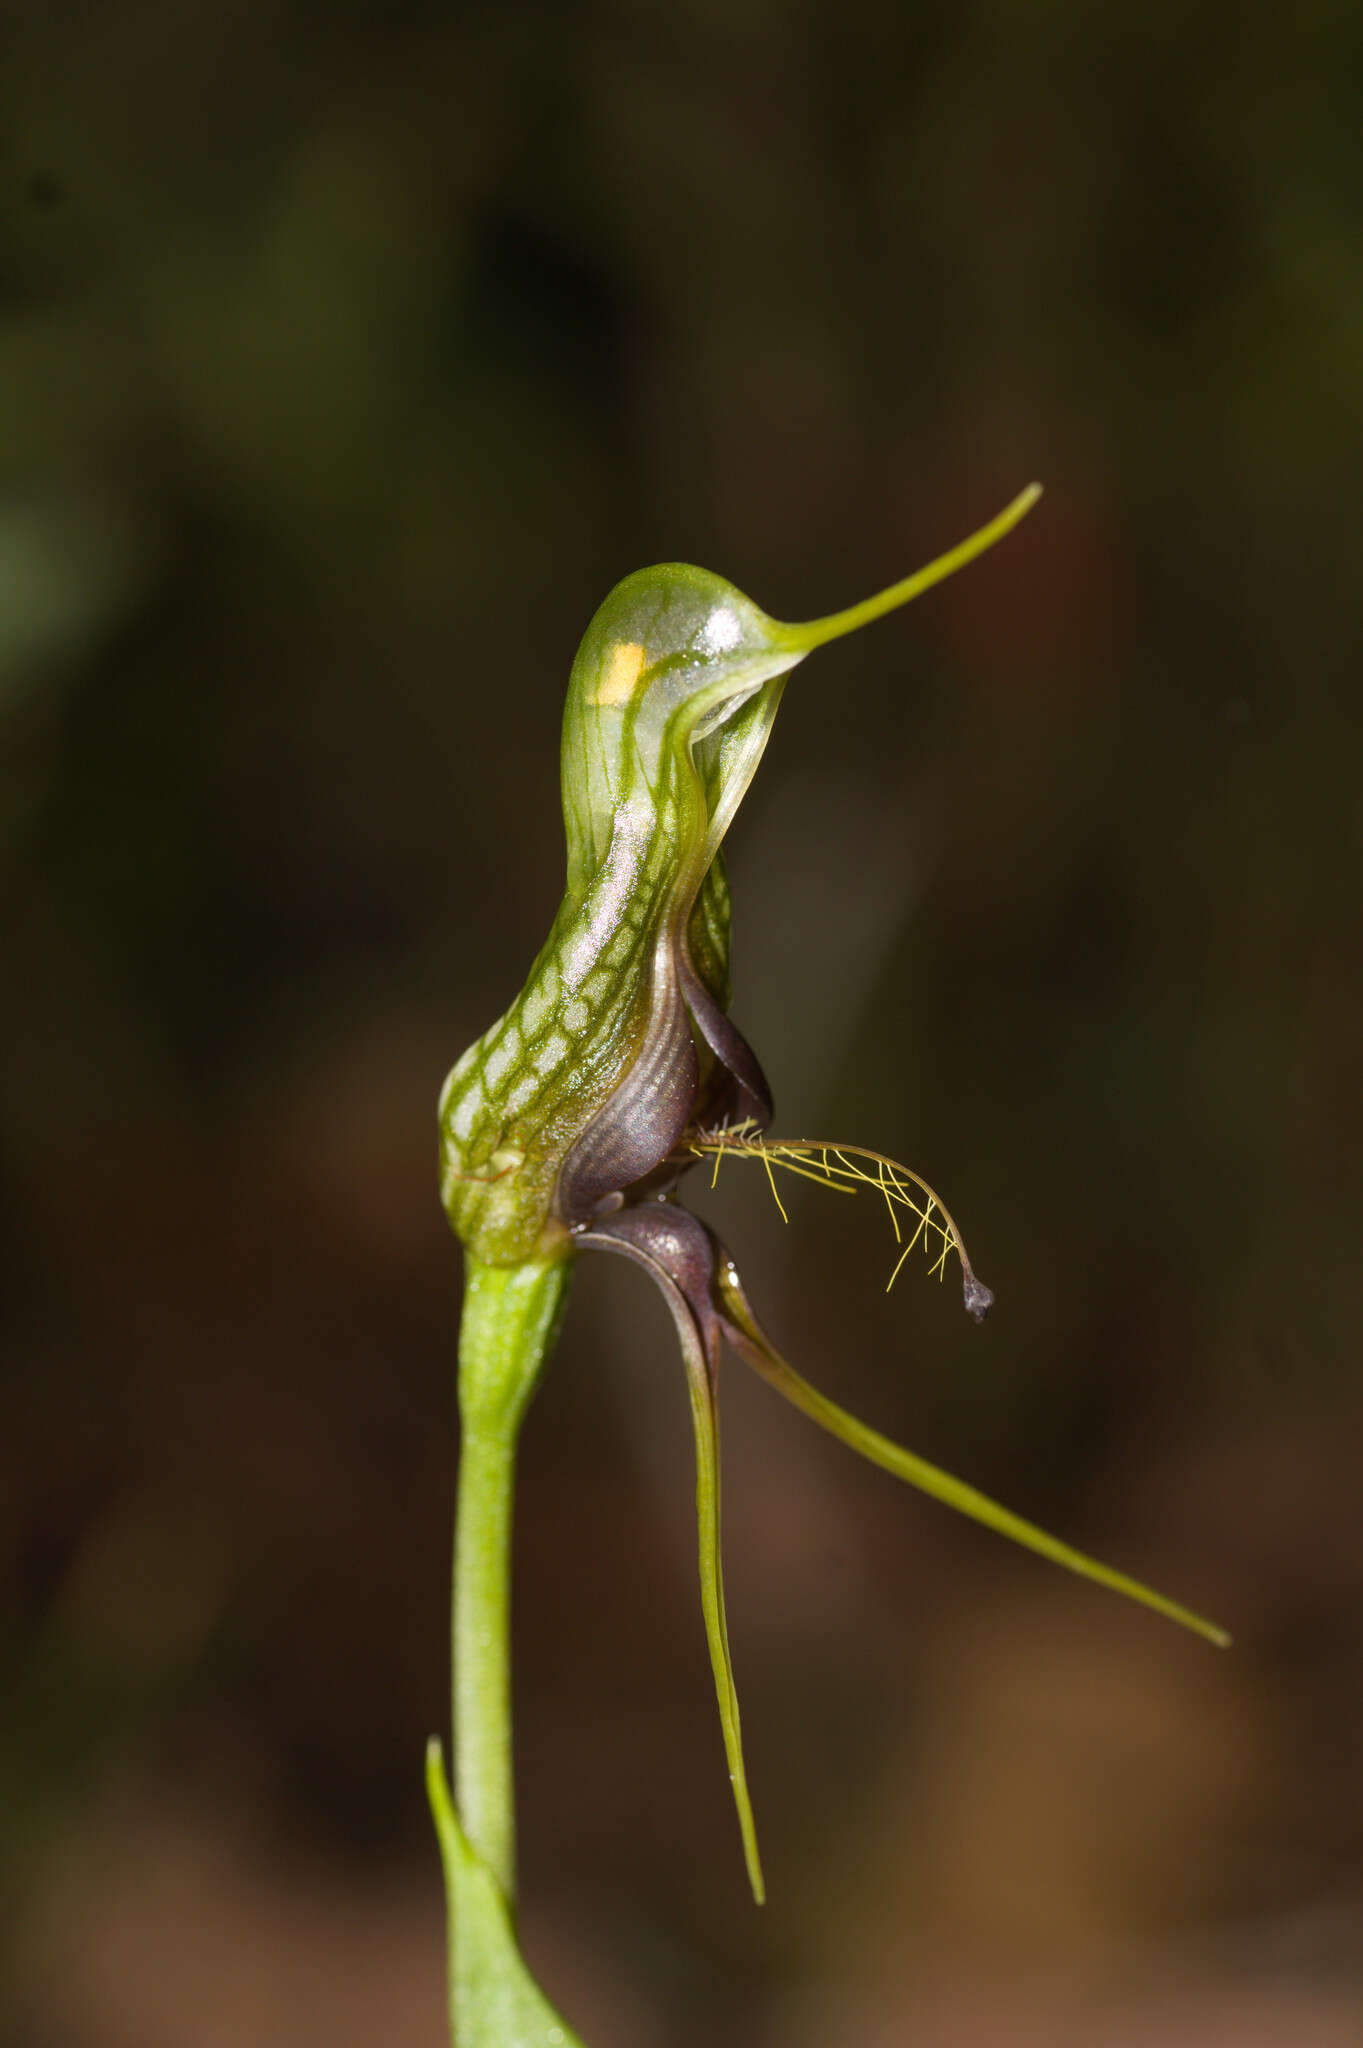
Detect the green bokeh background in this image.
<box><xmin>3</xmin><ymin>4</ymin><xmax>1361</xmax><ymax>2042</ymax></box>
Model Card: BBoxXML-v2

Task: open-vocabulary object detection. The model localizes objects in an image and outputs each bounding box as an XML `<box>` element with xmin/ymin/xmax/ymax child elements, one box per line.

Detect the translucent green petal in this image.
<box><xmin>716</xmin><ymin>1268</ymin><xmax>1229</xmax><ymax>1649</ymax></box>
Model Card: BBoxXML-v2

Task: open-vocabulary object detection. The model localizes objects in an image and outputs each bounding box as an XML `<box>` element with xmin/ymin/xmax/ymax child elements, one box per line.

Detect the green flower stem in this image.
<box><xmin>453</xmin><ymin>1253</ymin><xmax>572</xmax><ymax>1901</ymax></box>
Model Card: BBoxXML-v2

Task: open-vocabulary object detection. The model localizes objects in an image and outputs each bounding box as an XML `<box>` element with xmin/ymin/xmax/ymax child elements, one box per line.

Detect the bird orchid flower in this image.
<box><xmin>429</xmin><ymin>488</ymin><xmax>1227</xmax><ymax>2048</ymax></box>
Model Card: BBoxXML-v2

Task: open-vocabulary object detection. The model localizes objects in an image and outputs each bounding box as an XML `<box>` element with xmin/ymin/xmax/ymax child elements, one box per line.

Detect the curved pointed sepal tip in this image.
<box><xmin>777</xmin><ymin>482</ymin><xmax>1043</xmax><ymax>654</ymax></box>
<box><xmin>426</xmin><ymin>1740</ymin><xmax>589</xmax><ymax>2048</ymax></box>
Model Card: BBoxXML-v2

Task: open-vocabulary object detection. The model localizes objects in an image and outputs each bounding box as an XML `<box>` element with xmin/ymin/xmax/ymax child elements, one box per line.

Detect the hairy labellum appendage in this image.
<box><xmin>440</xmin><ymin>488</ymin><xmax>1228</xmax><ymax>1903</ymax></box>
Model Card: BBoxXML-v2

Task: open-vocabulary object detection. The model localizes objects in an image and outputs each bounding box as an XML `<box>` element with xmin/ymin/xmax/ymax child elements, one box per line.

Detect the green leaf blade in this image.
<box><xmin>427</xmin><ymin>1740</ymin><xmax>589</xmax><ymax>2048</ymax></box>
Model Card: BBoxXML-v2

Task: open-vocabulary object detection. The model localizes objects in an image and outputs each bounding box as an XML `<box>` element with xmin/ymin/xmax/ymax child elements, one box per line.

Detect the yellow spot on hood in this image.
<box><xmin>591</xmin><ymin>640</ymin><xmax>646</xmax><ymax>706</ymax></box>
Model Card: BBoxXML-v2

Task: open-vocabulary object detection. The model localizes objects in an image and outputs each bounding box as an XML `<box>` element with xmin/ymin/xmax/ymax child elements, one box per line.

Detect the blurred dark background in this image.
<box><xmin>3</xmin><ymin>2</ymin><xmax>1362</xmax><ymax>2043</ymax></box>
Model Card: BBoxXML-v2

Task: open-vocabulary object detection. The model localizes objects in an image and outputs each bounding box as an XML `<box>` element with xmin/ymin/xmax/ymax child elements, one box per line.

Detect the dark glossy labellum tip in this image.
<box><xmin>962</xmin><ymin>1273</ymin><xmax>994</xmax><ymax>1322</ymax></box>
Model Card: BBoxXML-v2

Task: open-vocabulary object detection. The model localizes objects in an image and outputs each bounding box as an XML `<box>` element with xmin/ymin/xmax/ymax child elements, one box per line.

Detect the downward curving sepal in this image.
<box><xmin>582</xmin><ymin>1205</ymin><xmax>766</xmax><ymax>1903</ymax></box>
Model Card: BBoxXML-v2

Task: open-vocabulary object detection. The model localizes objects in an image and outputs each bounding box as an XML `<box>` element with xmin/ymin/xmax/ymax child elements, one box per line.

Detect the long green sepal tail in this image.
<box><xmin>681</xmin><ymin>1337</ymin><xmax>765</xmax><ymax>1903</ymax></box>
<box><xmin>716</xmin><ymin>1265</ymin><xmax>1229</xmax><ymax>1649</ymax></box>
